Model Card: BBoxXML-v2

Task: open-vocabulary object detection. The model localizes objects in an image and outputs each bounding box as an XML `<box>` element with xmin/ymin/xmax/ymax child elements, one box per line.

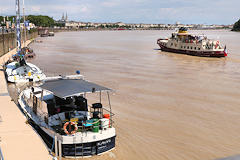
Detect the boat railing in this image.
<box><xmin>44</xmin><ymin>74</ymin><xmax>84</xmax><ymax>82</ymax></box>
<box><xmin>25</xmin><ymin>92</ymin><xmax>115</xmax><ymax>135</ymax></box>
<box><xmin>102</xmin><ymin>107</ymin><xmax>115</xmax><ymax>127</ymax></box>
<box><xmin>46</xmin><ymin>108</ymin><xmax>115</xmax><ymax>135</ymax></box>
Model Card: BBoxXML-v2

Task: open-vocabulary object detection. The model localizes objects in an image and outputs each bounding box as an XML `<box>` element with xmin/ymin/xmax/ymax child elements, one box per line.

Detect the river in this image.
<box><xmin>28</xmin><ymin>30</ymin><xmax>240</xmax><ymax>160</ymax></box>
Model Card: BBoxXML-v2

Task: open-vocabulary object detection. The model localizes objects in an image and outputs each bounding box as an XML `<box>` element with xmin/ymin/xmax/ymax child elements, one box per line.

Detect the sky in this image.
<box><xmin>0</xmin><ymin>0</ymin><xmax>239</xmax><ymax>24</ymax></box>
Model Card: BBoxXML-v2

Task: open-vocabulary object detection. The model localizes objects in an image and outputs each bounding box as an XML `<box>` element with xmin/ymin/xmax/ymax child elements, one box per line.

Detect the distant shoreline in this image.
<box><xmin>38</xmin><ymin>27</ymin><xmax>231</xmax><ymax>34</ymax></box>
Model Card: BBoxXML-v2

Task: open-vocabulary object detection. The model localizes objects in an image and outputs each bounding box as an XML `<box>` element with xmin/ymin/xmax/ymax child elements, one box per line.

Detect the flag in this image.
<box><xmin>224</xmin><ymin>45</ymin><xmax>227</xmax><ymax>57</ymax></box>
<box><xmin>24</xmin><ymin>20</ymin><xmax>29</xmax><ymax>27</ymax></box>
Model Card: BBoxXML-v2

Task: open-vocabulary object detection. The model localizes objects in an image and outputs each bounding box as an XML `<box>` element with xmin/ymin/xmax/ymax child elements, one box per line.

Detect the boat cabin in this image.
<box><xmin>24</xmin><ymin>78</ymin><xmax>114</xmax><ymax>135</ymax></box>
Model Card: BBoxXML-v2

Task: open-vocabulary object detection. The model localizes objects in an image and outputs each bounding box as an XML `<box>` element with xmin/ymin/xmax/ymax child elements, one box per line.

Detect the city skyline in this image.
<box><xmin>0</xmin><ymin>0</ymin><xmax>239</xmax><ymax>25</ymax></box>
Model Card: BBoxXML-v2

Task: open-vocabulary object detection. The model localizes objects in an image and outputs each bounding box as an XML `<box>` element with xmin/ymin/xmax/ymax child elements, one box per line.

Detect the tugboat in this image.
<box><xmin>18</xmin><ymin>75</ymin><xmax>116</xmax><ymax>157</ymax></box>
<box><xmin>40</xmin><ymin>30</ymin><xmax>49</xmax><ymax>37</ymax></box>
<box><xmin>157</xmin><ymin>27</ymin><xmax>227</xmax><ymax>57</ymax></box>
<box><xmin>4</xmin><ymin>0</ymin><xmax>45</xmax><ymax>83</ymax></box>
<box><xmin>48</xmin><ymin>32</ymin><xmax>55</xmax><ymax>37</ymax></box>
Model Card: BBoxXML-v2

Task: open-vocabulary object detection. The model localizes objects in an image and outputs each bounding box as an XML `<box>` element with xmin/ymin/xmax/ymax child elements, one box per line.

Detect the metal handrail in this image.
<box><xmin>22</xmin><ymin>92</ymin><xmax>115</xmax><ymax>135</ymax></box>
<box><xmin>47</xmin><ymin>108</ymin><xmax>115</xmax><ymax>134</ymax></box>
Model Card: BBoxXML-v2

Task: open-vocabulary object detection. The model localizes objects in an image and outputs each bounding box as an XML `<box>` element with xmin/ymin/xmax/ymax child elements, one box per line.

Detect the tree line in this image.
<box><xmin>0</xmin><ymin>15</ymin><xmax>61</xmax><ymax>27</ymax></box>
<box><xmin>232</xmin><ymin>19</ymin><xmax>240</xmax><ymax>31</ymax></box>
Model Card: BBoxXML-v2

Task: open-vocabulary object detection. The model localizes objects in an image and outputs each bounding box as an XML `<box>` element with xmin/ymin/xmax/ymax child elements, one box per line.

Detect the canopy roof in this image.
<box><xmin>40</xmin><ymin>79</ymin><xmax>111</xmax><ymax>99</ymax></box>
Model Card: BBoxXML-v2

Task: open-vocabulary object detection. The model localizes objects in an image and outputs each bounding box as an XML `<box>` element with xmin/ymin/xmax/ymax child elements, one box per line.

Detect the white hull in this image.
<box><xmin>18</xmin><ymin>87</ymin><xmax>116</xmax><ymax>157</ymax></box>
<box><xmin>157</xmin><ymin>28</ymin><xmax>227</xmax><ymax>57</ymax></box>
<box><xmin>5</xmin><ymin>62</ymin><xmax>46</xmax><ymax>83</ymax></box>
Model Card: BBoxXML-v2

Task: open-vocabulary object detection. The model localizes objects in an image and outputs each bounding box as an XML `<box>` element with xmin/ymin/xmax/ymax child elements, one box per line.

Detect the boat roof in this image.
<box><xmin>177</xmin><ymin>33</ymin><xmax>190</xmax><ymax>36</ymax></box>
<box><xmin>39</xmin><ymin>79</ymin><xmax>111</xmax><ymax>99</ymax></box>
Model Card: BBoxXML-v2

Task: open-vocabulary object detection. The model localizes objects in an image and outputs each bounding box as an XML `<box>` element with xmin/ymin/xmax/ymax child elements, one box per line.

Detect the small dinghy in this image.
<box><xmin>22</xmin><ymin>47</ymin><xmax>36</xmax><ymax>59</ymax></box>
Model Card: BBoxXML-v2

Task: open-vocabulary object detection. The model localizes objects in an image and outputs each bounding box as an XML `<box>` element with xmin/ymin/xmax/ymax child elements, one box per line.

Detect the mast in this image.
<box><xmin>23</xmin><ymin>0</ymin><xmax>27</xmax><ymax>48</ymax></box>
<box><xmin>16</xmin><ymin>0</ymin><xmax>22</xmax><ymax>56</ymax></box>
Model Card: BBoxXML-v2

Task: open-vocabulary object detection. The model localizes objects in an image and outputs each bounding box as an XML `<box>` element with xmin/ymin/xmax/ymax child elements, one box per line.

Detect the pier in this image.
<box><xmin>0</xmin><ymin>41</ymin><xmax>51</xmax><ymax>160</ymax></box>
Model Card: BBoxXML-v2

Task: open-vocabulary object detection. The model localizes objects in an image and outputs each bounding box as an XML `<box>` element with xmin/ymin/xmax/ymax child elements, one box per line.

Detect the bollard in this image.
<box><xmin>54</xmin><ymin>135</ymin><xmax>58</xmax><ymax>158</ymax></box>
<box><xmin>58</xmin><ymin>140</ymin><xmax>62</xmax><ymax>160</ymax></box>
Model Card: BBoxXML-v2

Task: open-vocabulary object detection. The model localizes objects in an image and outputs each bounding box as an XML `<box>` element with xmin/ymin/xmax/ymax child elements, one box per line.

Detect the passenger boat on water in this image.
<box><xmin>18</xmin><ymin>75</ymin><xmax>116</xmax><ymax>157</ymax></box>
<box><xmin>157</xmin><ymin>27</ymin><xmax>227</xmax><ymax>57</ymax></box>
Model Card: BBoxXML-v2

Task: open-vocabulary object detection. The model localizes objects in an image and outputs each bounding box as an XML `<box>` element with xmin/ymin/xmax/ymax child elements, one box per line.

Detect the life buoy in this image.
<box><xmin>63</xmin><ymin>121</ymin><xmax>78</xmax><ymax>135</ymax></box>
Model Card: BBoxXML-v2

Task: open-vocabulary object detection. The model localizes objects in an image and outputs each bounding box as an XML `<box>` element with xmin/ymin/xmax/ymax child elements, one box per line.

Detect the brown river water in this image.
<box><xmin>27</xmin><ymin>30</ymin><xmax>240</xmax><ymax>160</ymax></box>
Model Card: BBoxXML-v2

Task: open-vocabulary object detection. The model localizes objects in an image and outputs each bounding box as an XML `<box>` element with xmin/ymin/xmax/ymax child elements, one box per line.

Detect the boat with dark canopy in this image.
<box><xmin>18</xmin><ymin>75</ymin><xmax>116</xmax><ymax>157</ymax></box>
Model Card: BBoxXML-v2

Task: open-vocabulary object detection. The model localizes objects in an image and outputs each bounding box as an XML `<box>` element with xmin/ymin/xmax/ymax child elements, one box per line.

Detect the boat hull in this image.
<box><xmin>158</xmin><ymin>43</ymin><xmax>226</xmax><ymax>58</ymax></box>
<box><xmin>30</xmin><ymin>119</ymin><xmax>116</xmax><ymax>157</ymax></box>
<box><xmin>18</xmin><ymin>91</ymin><xmax>116</xmax><ymax>158</ymax></box>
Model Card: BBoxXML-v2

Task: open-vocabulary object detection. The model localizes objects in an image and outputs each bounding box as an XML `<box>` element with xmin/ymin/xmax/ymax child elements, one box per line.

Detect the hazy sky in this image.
<box><xmin>0</xmin><ymin>0</ymin><xmax>239</xmax><ymax>24</ymax></box>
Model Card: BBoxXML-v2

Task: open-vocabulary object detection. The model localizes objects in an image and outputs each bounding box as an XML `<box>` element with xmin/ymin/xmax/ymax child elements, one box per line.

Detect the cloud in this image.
<box><xmin>80</xmin><ymin>6</ymin><xmax>88</xmax><ymax>13</ymax></box>
<box><xmin>0</xmin><ymin>0</ymin><xmax>239</xmax><ymax>24</ymax></box>
<box><xmin>30</xmin><ymin>6</ymin><xmax>41</xmax><ymax>12</ymax></box>
<box><xmin>102</xmin><ymin>1</ymin><xmax>119</xmax><ymax>7</ymax></box>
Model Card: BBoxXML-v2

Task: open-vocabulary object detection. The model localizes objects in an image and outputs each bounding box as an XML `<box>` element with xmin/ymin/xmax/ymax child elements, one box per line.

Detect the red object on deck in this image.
<box><xmin>103</xmin><ymin>114</ymin><xmax>110</xmax><ymax>127</ymax></box>
<box><xmin>103</xmin><ymin>114</ymin><xmax>110</xmax><ymax>118</ymax></box>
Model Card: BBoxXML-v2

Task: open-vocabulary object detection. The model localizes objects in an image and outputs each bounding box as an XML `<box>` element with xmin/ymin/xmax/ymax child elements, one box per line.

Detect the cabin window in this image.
<box><xmin>184</xmin><ymin>46</ymin><xmax>186</xmax><ymax>49</ymax></box>
<box><xmin>190</xmin><ymin>47</ymin><xmax>193</xmax><ymax>49</ymax></box>
<box><xmin>198</xmin><ymin>48</ymin><xmax>200</xmax><ymax>50</ymax></box>
<box><xmin>181</xmin><ymin>46</ymin><xmax>183</xmax><ymax>48</ymax></box>
<box><xmin>187</xmin><ymin>46</ymin><xmax>189</xmax><ymax>49</ymax></box>
<box><xmin>171</xmin><ymin>43</ymin><xmax>173</xmax><ymax>46</ymax></box>
<box><xmin>46</xmin><ymin>96</ymin><xmax>89</xmax><ymax>116</ymax></box>
<box><xmin>194</xmin><ymin>47</ymin><xmax>197</xmax><ymax>50</ymax></box>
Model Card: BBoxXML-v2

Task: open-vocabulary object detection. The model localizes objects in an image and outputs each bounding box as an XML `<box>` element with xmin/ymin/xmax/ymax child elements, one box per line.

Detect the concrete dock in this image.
<box><xmin>0</xmin><ymin>41</ymin><xmax>52</xmax><ymax>160</ymax></box>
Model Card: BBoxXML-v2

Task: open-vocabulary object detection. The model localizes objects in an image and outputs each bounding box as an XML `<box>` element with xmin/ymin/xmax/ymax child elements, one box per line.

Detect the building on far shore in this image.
<box><xmin>54</xmin><ymin>13</ymin><xmax>233</xmax><ymax>30</ymax></box>
<box><xmin>55</xmin><ymin>12</ymin><xmax>68</xmax><ymax>27</ymax></box>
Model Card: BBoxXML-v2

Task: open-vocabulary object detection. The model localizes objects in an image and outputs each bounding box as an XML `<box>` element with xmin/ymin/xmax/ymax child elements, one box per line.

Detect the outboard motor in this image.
<box><xmin>20</xmin><ymin>57</ymin><xmax>27</xmax><ymax>66</ymax></box>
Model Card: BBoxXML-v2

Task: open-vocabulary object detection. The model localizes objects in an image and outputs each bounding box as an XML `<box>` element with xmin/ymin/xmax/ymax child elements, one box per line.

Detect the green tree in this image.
<box><xmin>26</xmin><ymin>15</ymin><xmax>55</xmax><ymax>27</ymax></box>
<box><xmin>232</xmin><ymin>19</ymin><xmax>240</xmax><ymax>31</ymax></box>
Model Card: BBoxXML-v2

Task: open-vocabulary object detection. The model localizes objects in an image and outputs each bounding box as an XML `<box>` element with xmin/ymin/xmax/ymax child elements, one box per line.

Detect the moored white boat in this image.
<box><xmin>5</xmin><ymin>61</ymin><xmax>46</xmax><ymax>83</ymax></box>
<box><xmin>4</xmin><ymin>0</ymin><xmax>45</xmax><ymax>83</ymax></box>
